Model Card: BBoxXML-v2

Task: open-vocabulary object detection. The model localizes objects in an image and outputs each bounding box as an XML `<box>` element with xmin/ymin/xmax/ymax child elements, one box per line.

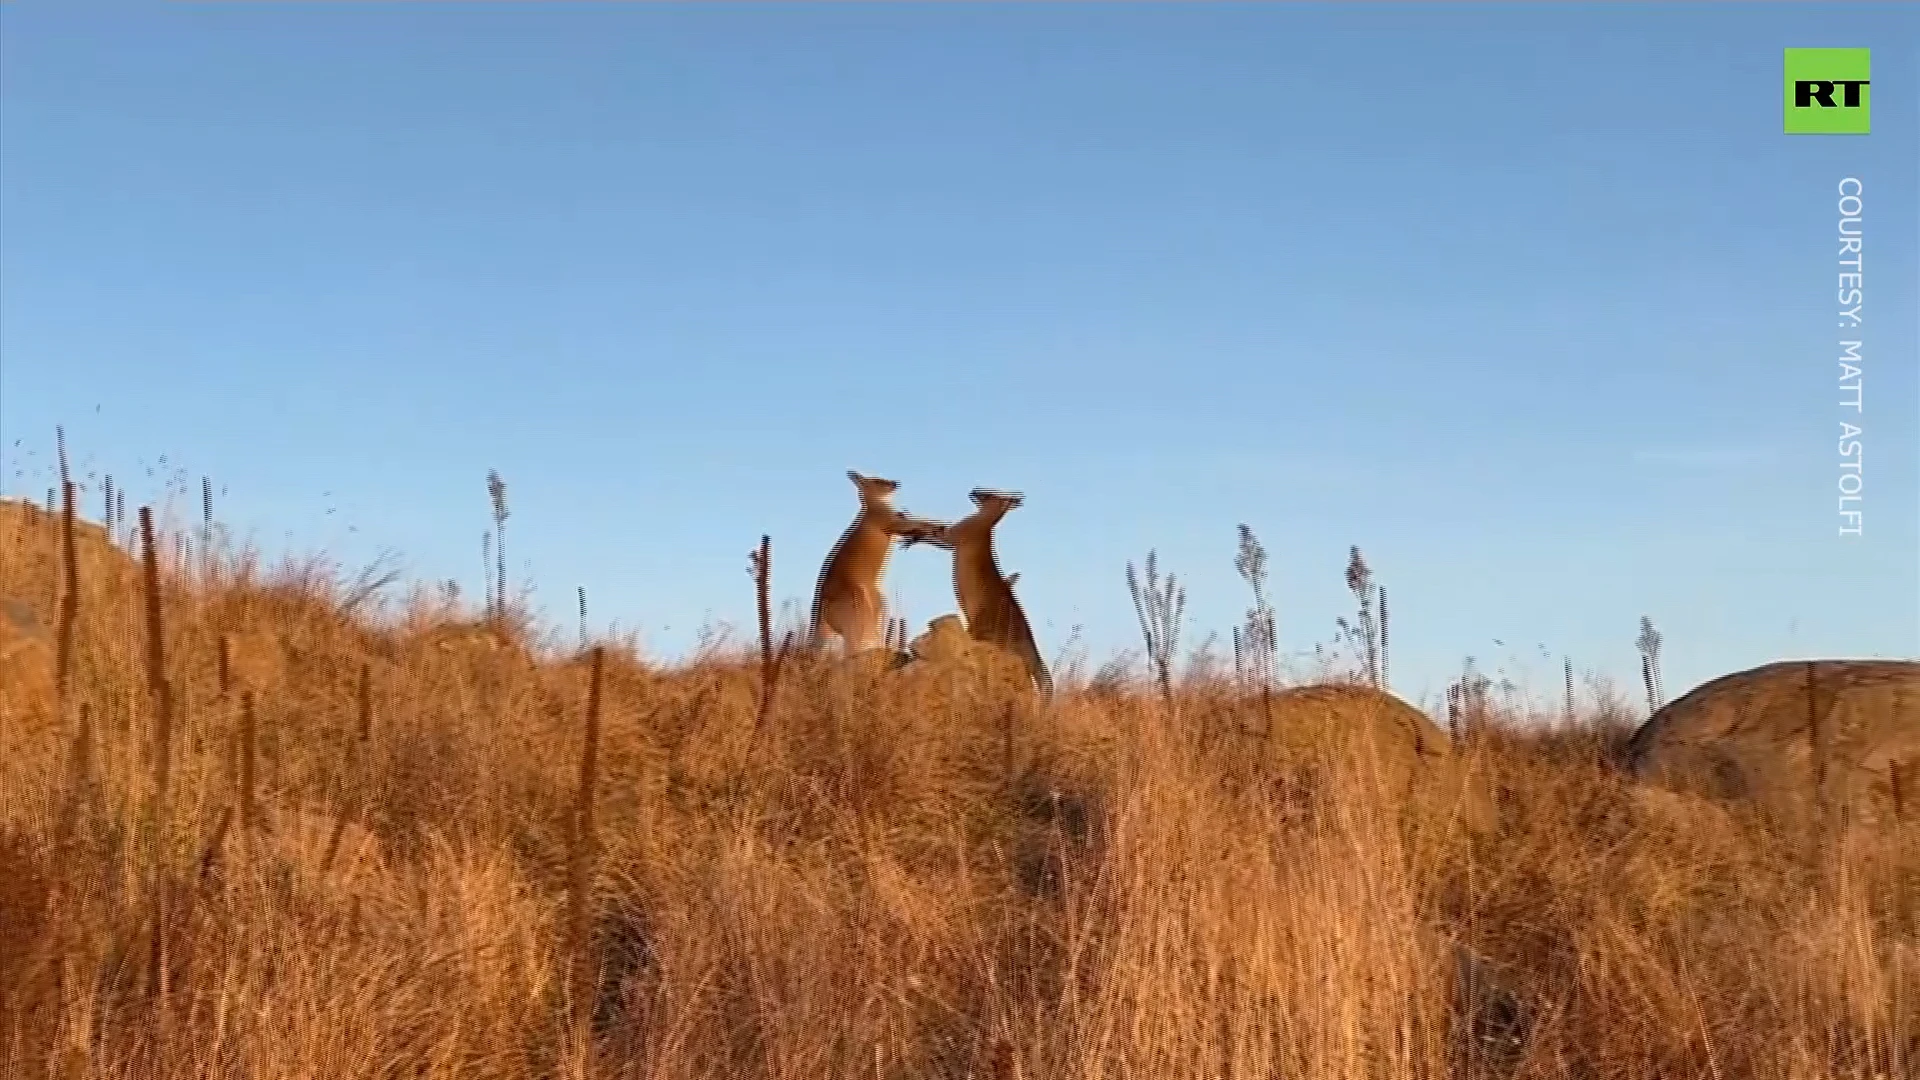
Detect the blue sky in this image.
<box><xmin>3</xmin><ymin>5</ymin><xmax>1915</xmax><ymax>712</ymax></box>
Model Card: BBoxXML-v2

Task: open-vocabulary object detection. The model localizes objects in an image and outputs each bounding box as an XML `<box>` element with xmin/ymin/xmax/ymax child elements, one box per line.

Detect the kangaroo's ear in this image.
<box><xmin>848</xmin><ymin>470</ymin><xmax>865</xmax><ymax>485</ymax></box>
<box><xmin>1005</xmin><ymin>572</ymin><xmax>1020</xmax><ymax>587</ymax></box>
<box><xmin>969</xmin><ymin>489</ymin><xmax>991</xmax><ymax>507</ymax></box>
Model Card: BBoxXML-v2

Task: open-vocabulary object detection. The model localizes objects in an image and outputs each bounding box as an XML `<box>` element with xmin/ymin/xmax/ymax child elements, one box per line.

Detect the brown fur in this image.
<box><xmin>809</xmin><ymin>471</ymin><xmax>946</xmax><ymax>653</ymax></box>
<box><xmin>908</xmin><ymin>489</ymin><xmax>1051</xmax><ymax>696</ymax></box>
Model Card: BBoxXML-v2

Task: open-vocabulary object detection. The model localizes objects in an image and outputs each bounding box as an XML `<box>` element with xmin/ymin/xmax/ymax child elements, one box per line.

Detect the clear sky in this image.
<box><xmin>3</xmin><ymin>5</ymin><xmax>1916</xmax><ymax>713</ymax></box>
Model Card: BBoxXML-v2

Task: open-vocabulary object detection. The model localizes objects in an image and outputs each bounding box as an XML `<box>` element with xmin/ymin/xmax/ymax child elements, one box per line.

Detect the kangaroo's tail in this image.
<box><xmin>1020</xmin><ymin>639</ymin><xmax>1054</xmax><ymax>699</ymax></box>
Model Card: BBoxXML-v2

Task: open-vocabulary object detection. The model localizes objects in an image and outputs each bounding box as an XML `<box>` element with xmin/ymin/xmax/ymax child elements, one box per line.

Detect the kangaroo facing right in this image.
<box><xmin>810</xmin><ymin>470</ymin><xmax>945</xmax><ymax>655</ymax></box>
<box><xmin>909</xmin><ymin>489</ymin><xmax>1052</xmax><ymax>696</ymax></box>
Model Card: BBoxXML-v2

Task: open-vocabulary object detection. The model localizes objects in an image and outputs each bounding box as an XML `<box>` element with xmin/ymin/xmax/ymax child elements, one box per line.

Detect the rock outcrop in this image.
<box><xmin>1265</xmin><ymin>683</ymin><xmax>1454</xmax><ymax>761</ymax></box>
<box><xmin>1627</xmin><ymin>659</ymin><xmax>1919</xmax><ymax>826</ymax></box>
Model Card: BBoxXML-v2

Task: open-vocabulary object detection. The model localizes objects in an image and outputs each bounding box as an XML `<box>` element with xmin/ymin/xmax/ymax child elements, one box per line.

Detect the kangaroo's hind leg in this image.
<box><xmin>820</xmin><ymin>589</ymin><xmax>886</xmax><ymax>654</ymax></box>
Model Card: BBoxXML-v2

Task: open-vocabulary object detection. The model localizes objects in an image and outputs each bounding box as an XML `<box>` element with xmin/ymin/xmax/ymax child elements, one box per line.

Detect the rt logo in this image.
<box><xmin>1785</xmin><ymin>49</ymin><xmax>1870</xmax><ymax>134</ymax></box>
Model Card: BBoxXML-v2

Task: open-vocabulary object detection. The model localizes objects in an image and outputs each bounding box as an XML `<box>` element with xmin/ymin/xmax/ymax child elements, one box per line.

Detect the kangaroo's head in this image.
<box><xmin>914</xmin><ymin>487</ymin><xmax>1022</xmax><ymax>553</ymax></box>
<box><xmin>850</xmin><ymin>470</ymin><xmax>948</xmax><ymax>543</ymax></box>
<box><xmin>967</xmin><ymin>488</ymin><xmax>1025</xmax><ymax>525</ymax></box>
<box><xmin>847</xmin><ymin>470</ymin><xmax>902</xmax><ymax>511</ymax></box>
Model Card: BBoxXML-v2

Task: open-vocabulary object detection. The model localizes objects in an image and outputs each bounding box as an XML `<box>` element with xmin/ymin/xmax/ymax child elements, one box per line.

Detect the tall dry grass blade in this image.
<box><xmin>237</xmin><ymin>691</ymin><xmax>258</xmax><ymax>838</ymax></box>
<box><xmin>1002</xmin><ymin>701</ymin><xmax>1018</xmax><ymax>786</ymax></box>
<box><xmin>355</xmin><ymin>662</ymin><xmax>373</xmax><ymax>743</ymax></box>
<box><xmin>1636</xmin><ymin>615</ymin><xmax>1665</xmax><ymax>710</ymax></box>
<box><xmin>1233</xmin><ymin>524</ymin><xmax>1275</xmax><ymax>689</ymax></box>
<box><xmin>216</xmin><ymin>635</ymin><xmax>232</xmax><ymax>698</ymax></box>
<box><xmin>55</xmin><ymin>479</ymin><xmax>78</xmax><ymax>704</ymax></box>
<box><xmin>201</xmin><ymin>476</ymin><xmax>216</xmax><ymax>583</ymax></box>
<box><xmin>754</xmin><ymin>536</ymin><xmax>773</xmax><ymax>673</ymax></box>
<box><xmin>566</xmin><ymin>646</ymin><xmax>606</xmax><ymax>1037</ymax></box>
<box><xmin>577</xmin><ymin>585</ymin><xmax>588</xmax><ymax>651</ymax></box>
<box><xmin>1233</xmin><ymin>528</ymin><xmax>1278</xmax><ymax>733</ymax></box>
<box><xmin>1127</xmin><ymin>551</ymin><xmax>1185</xmax><ymax>708</ymax></box>
<box><xmin>1806</xmin><ymin>660</ymin><xmax>1832</xmax><ymax>862</ymax></box>
<box><xmin>146</xmin><ymin>880</ymin><xmax>171</xmax><ymax>1005</ymax></box>
<box><xmin>321</xmin><ymin>666</ymin><xmax>374</xmax><ymax>877</ymax></box>
<box><xmin>488</xmin><ymin>469</ymin><xmax>509</xmax><ymax>626</ymax></box>
<box><xmin>138</xmin><ymin>505</ymin><xmax>177</xmax><ymax>1009</ymax></box>
<box><xmin>196</xmin><ymin>806</ymin><xmax>232</xmax><ymax>885</ymax></box>
<box><xmin>989</xmin><ymin>1038</ymin><xmax>1017</xmax><ymax>1080</ymax></box>
<box><xmin>53</xmin><ymin>705</ymin><xmax>95</xmax><ymax>867</ymax></box>
<box><xmin>482</xmin><ymin>531</ymin><xmax>495</xmax><ymax>620</ymax></box>
<box><xmin>1378</xmin><ymin>585</ymin><xmax>1390</xmax><ymax>688</ymax></box>
<box><xmin>319</xmin><ymin>802</ymin><xmax>350</xmax><ymax>879</ymax></box>
<box><xmin>1345</xmin><ymin>546</ymin><xmax>1379</xmax><ymax>687</ymax></box>
<box><xmin>768</xmin><ymin>629</ymin><xmax>797</xmax><ymax>727</ymax></box>
<box><xmin>140</xmin><ymin>506</ymin><xmax>175</xmax><ymax>819</ymax></box>
<box><xmin>751</xmin><ymin>536</ymin><xmax>782</xmax><ymax>731</ymax></box>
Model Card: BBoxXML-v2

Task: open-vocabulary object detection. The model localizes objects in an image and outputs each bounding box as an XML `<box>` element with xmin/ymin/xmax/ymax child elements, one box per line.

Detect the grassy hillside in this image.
<box><xmin>1</xmin><ymin>494</ymin><xmax>1913</xmax><ymax>1080</ymax></box>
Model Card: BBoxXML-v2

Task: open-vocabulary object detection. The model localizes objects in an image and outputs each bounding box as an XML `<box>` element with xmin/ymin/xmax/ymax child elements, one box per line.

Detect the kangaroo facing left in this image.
<box><xmin>906</xmin><ymin>488</ymin><xmax>1052</xmax><ymax>697</ymax></box>
<box><xmin>809</xmin><ymin>470</ymin><xmax>947</xmax><ymax>654</ymax></box>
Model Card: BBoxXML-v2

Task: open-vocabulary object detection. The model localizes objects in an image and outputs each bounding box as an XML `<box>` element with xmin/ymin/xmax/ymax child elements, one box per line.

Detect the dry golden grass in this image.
<box><xmin>1</xmin><ymin>498</ymin><xmax>1913</xmax><ymax>1080</ymax></box>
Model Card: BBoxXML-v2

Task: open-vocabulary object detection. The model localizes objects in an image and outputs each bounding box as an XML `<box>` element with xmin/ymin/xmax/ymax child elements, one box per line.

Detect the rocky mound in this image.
<box><xmin>1626</xmin><ymin>659</ymin><xmax>1919</xmax><ymax>826</ymax></box>
<box><xmin>891</xmin><ymin>614</ymin><xmax>1038</xmax><ymax>708</ymax></box>
<box><xmin>906</xmin><ymin>615</ymin><xmax>1032</xmax><ymax>681</ymax></box>
<box><xmin>1266</xmin><ymin>683</ymin><xmax>1453</xmax><ymax>761</ymax></box>
<box><xmin>908</xmin><ymin>615</ymin><xmax>978</xmax><ymax>666</ymax></box>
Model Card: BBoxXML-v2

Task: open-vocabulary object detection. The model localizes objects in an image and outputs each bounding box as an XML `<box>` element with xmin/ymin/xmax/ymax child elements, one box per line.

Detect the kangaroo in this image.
<box><xmin>907</xmin><ymin>489</ymin><xmax>1052</xmax><ymax>696</ymax></box>
<box><xmin>809</xmin><ymin>471</ymin><xmax>946</xmax><ymax>654</ymax></box>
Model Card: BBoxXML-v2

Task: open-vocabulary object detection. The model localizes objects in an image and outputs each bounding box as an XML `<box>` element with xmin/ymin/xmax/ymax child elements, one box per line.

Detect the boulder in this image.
<box><xmin>1626</xmin><ymin>659</ymin><xmax>1919</xmax><ymax>826</ymax></box>
<box><xmin>893</xmin><ymin>614</ymin><xmax>1037</xmax><ymax>708</ymax></box>
<box><xmin>1266</xmin><ymin>683</ymin><xmax>1453</xmax><ymax>761</ymax></box>
<box><xmin>908</xmin><ymin>615</ymin><xmax>975</xmax><ymax>666</ymax></box>
<box><xmin>907</xmin><ymin>615</ymin><xmax>1030</xmax><ymax>682</ymax></box>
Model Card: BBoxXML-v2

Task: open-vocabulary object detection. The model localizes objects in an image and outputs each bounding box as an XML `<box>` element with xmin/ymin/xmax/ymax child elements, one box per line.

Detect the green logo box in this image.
<box><xmin>1785</xmin><ymin>49</ymin><xmax>1870</xmax><ymax>134</ymax></box>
